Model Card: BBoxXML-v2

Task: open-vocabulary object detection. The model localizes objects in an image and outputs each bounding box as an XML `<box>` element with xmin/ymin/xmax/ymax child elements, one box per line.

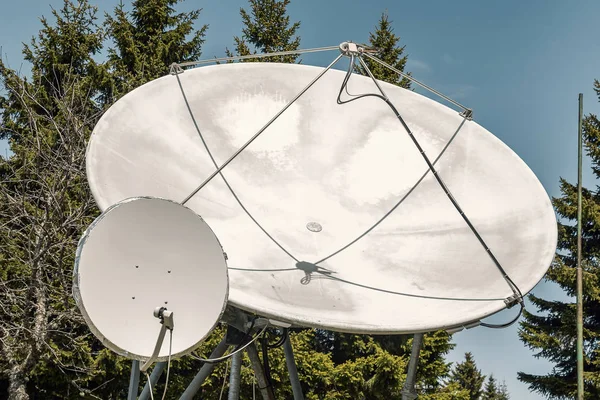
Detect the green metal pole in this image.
<box><xmin>577</xmin><ymin>93</ymin><xmax>584</xmax><ymax>400</ymax></box>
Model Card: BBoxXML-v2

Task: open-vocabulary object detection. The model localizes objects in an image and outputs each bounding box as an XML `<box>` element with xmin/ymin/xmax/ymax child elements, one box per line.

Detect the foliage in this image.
<box><xmin>226</xmin><ymin>0</ymin><xmax>301</xmax><ymax>63</ymax></box>
<box><xmin>483</xmin><ymin>374</ymin><xmax>499</xmax><ymax>399</ymax></box>
<box><xmin>356</xmin><ymin>12</ymin><xmax>411</xmax><ymax>89</ymax></box>
<box><xmin>449</xmin><ymin>352</ymin><xmax>485</xmax><ymax>400</ymax></box>
<box><xmin>518</xmin><ymin>80</ymin><xmax>600</xmax><ymax>399</ymax></box>
<box><xmin>104</xmin><ymin>0</ymin><xmax>208</xmax><ymax>97</ymax></box>
<box><xmin>482</xmin><ymin>374</ymin><xmax>510</xmax><ymax>400</ymax></box>
<box><xmin>0</xmin><ymin>0</ymin><xmax>208</xmax><ymax>398</ymax></box>
<box><xmin>0</xmin><ymin>2</ymin><xmax>109</xmax><ymax>398</ymax></box>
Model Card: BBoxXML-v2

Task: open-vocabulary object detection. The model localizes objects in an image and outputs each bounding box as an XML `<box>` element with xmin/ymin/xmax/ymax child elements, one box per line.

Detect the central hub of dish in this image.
<box><xmin>295</xmin><ymin>261</ymin><xmax>319</xmax><ymax>273</ymax></box>
<box><xmin>306</xmin><ymin>222</ymin><xmax>322</xmax><ymax>232</ymax></box>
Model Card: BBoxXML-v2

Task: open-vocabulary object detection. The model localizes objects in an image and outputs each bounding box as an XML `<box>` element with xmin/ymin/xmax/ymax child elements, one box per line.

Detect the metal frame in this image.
<box><xmin>118</xmin><ymin>41</ymin><xmax>524</xmax><ymax>399</ymax></box>
<box><xmin>180</xmin><ymin>335</ymin><xmax>230</xmax><ymax>399</ymax></box>
<box><xmin>283</xmin><ymin>332</ymin><xmax>304</xmax><ymax>400</ymax></box>
<box><xmin>127</xmin><ymin>360</ymin><xmax>140</xmax><ymax>400</ymax></box>
<box><xmin>401</xmin><ymin>333</ymin><xmax>424</xmax><ymax>400</ymax></box>
<box><xmin>247</xmin><ymin>342</ymin><xmax>276</xmax><ymax>400</ymax></box>
<box><xmin>228</xmin><ymin>351</ymin><xmax>242</xmax><ymax>400</ymax></box>
<box><xmin>138</xmin><ymin>362</ymin><xmax>166</xmax><ymax>400</ymax></box>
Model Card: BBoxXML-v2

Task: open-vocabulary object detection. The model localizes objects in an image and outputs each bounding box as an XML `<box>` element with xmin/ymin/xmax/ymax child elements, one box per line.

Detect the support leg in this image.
<box><xmin>139</xmin><ymin>361</ymin><xmax>167</xmax><ymax>400</ymax></box>
<box><xmin>128</xmin><ymin>360</ymin><xmax>140</xmax><ymax>400</ymax></box>
<box><xmin>180</xmin><ymin>335</ymin><xmax>230</xmax><ymax>399</ymax></box>
<box><xmin>401</xmin><ymin>333</ymin><xmax>424</xmax><ymax>400</ymax></box>
<box><xmin>283</xmin><ymin>333</ymin><xmax>304</xmax><ymax>400</ymax></box>
<box><xmin>246</xmin><ymin>342</ymin><xmax>276</xmax><ymax>400</ymax></box>
<box><xmin>227</xmin><ymin>351</ymin><xmax>242</xmax><ymax>400</ymax></box>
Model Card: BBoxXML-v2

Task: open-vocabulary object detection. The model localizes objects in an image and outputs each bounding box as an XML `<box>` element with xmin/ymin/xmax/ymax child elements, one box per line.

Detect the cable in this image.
<box><xmin>228</xmin><ymin>267</ymin><xmax>298</xmax><ymax>272</ymax></box>
<box><xmin>363</xmin><ymin>52</ymin><xmax>471</xmax><ymax>113</ymax></box>
<box><xmin>341</xmin><ymin>54</ymin><xmax>526</xmax><ymax>327</ymax></box>
<box><xmin>266</xmin><ymin>328</ymin><xmax>288</xmax><ymax>348</ymax></box>
<box><xmin>315</xmin><ymin>271</ymin><xmax>505</xmax><ymax>302</ymax></box>
<box><xmin>357</xmin><ymin>55</ymin><xmax>523</xmax><ymax>301</ymax></box>
<box><xmin>175</xmin><ymin>45</ymin><xmax>339</xmax><ymax>68</ymax></box>
<box><xmin>260</xmin><ymin>337</ymin><xmax>273</xmax><ymax>388</ymax></box>
<box><xmin>218</xmin><ymin>359</ymin><xmax>230</xmax><ymax>400</ymax></box>
<box><xmin>288</xmin><ymin>54</ymin><xmax>523</xmax><ymax>309</ymax></box>
<box><xmin>233</xmin><ymin>316</ymin><xmax>258</xmax><ymax>353</ymax></box>
<box><xmin>313</xmin><ymin>104</ymin><xmax>467</xmax><ymax>264</ymax></box>
<box><xmin>144</xmin><ymin>372</ymin><xmax>154</xmax><ymax>400</ymax></box>
<box><xmin>160</xmin><ymin>330</ymin><xmax>173</xmax><ymax>400</ymax></box>
<box><xmin>189</xmin><ymin>321</ymin><xmax>270</xmax><ymax>364</ymax></box>
<box><xmin>174</xmin><ymin>72</ymin><xmax>299</xmax><ymax>263</ymax></box>
<box><xmin>179</xmin><ymin>53</ymin><xmax>343</xmax><ymax>205</ymax></box>
<box><xmin>175</xmin><ymin>53</ymin><xmax>344</xmax><ymax>265</ymax></box>
<box><xmin>479</xmin><ymin>303</ymin><xmax>524</xmax><ymax>329</ymax></box>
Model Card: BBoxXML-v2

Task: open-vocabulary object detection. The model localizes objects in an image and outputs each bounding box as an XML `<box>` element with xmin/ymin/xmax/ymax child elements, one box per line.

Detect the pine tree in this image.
<box><xmin>356</xmin><ymin>11</ymin><xmax>411</xmax><ymax>88</ymax></box>
<box><xmin>449</xmin><ymin>352</ymin><xmax>486</xmax><ymax>400</ymax></box>
<box><xmin>482</xmin><ymin>374</ymin><xmax>508</xmax><ymax>400</ymax></box>
<box><xmin>0</xmin><ymin>2</ymin><xmax>118</xmax><ymax>398</ymax></box>
<box><xmin>105</xmin><ymin>0</ymin><xmax>208</xmax><ymax>97</ymax></box>
<box><xmin>483</xmin><ymin>374</ymin><xmax>499</xmax><ymax>399</ymax></box>
<box><xmin>226</xmin><ymin>0</ymin><xmax>301</xmax><ymax>63</ymax></box>
<box><xmin>0</xmin><ymin>1</ymin><xmax>211</xmax><ymax>398</ymax></box>
<box><xmin>497</xmin><ymin>380</ymin><xmax>510</xmax><ymax>400</ymax></box>
<box><xmin>518</xmin><ymin>80</ymin><xmax>600</xmax><ymax>399</ymax></box>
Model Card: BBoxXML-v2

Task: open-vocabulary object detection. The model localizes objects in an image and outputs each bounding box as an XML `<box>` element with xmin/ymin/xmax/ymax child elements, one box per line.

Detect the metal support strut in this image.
<box><xmin>228</xmin><ymin>351</ymin><xmax>243</xmax><ymax>400</ymax></box>
<box><xmin>283</xmin><ymin>332</ymin><xmax>304</xmax><ymax>400</ymax></box>
<box><xmin>138</xmin><ymin>362</ymin><xmax>167</xmax><ymax>400</ymax></box>
<box><xmin>127</xmin><ymin>360</ymin><xmax>140</xmax><ymax>400</ymax></box>
<box><xmin>141</xmin><ymin>307</ymin><xmax>174</xmax><ymax>372</ymax></box>
<box><xmin>401</xmin><ymin>333</ymin><xmax>424</xmax><ymax>400</ymax></box>
<box><xmin>247</xmin><ymin>342</ymin><xmax>276</xmax><ymax>400</ymax></box>
<box><xmin>180</xmin><ymin>335</ymin><xmax>230</xmax><ymax>399</ymax></box>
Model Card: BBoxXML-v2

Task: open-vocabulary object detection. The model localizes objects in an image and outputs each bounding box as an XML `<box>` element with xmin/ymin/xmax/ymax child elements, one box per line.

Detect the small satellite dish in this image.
<box><xmin>85</xmin><ymin>62</ymin><xmax>557</xmax><ymax>333</ymax></box>
<box><xmin>73</xmin><ymin>197</ymin><xmax>228</xmax><ymax>360</ymax></box>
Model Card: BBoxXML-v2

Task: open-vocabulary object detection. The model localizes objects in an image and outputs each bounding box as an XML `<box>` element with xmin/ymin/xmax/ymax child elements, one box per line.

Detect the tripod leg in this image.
<box><xmin>246</xmin><ymin>343</ymin><xmax>276</xmax><ymax>400</ymax></box>
<box><xmin>401</xmin><ymin>333</ymin><xmax>424</xmax><ymax>400</ymax></box>
<box><xmin>283</xmin><ymin>334</ymin><xmax>304</xmax><ymax>400</ymax></box>
<box><xmin>227</xmin><ymin>351</ymin><xmax>242</xmax><ymax>400</ymax></box>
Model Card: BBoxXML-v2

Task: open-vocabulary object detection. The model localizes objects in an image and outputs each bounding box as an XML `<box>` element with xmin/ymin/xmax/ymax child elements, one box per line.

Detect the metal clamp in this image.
<box><xmin>460</xmin><ymin>108</ymin><xmax>474</xmax><ymax>120</ymax></box>
<box><xmin>504</xmin><ymin>293</ymin><xmax>523</xmax><ymax>309</ymax></box>
<box><xmin>339</xmin><ymin>42</ymin><xmax>361</xmax><ymax>57</ymax></box>
<box><xmin>170</xmin><ymin>63</ymin><xmax>184</xmax><ymax>75</ymax></box>
<box><xmin>140</xmin><ymin>307</ymin><xmax>174</xmax><ymax>372</ymax></box>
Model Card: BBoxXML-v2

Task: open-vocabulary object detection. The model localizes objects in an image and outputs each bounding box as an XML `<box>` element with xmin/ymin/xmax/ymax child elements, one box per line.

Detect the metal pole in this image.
<box><xmin>228</xmin><ymin>351</ymin><xmax>242</xmax><ymax>400</ymax></box>
<box><xmin>401</xmin><ymin>333</ymin><xmax>424</xmax><ymax>400</ymax></box>
<box><xmin>180</xmin><ymin>336</ymin><xmax>230</xmax><ymax>399</ymax></box>
<box><xmin>127</xmin><ymin>360</ymin><xmax>140</xmax><ymax>400</ymax></box>
<box><xmin>246</xmin><ymin>343</ymin><xmax>276</xmax><ymax>400</ymax></box>
<box><xmin>283</xmin><ymin>333</ymin><xmax>304</xmax><ymax>400</ymax></box>
<box><xmin>577</xmin><ymin>92</ymin><xmax>584</xmax><ymax>400</ymax></box>
<box><xmin>139</xmin><ymin>362</ymin><xmax>167</xmax><ymax>400</ymax></box>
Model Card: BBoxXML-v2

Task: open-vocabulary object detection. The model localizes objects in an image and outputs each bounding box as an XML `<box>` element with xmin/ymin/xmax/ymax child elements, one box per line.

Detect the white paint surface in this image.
<box><xmin>85</xmin><ymin>62</ymin><xmax>557</xmax><ymax>333</ymax></box>
<box><xmin>73</xmin><ymin>197</ymin><xmax>228</xmax><ymax>359</ymax></box>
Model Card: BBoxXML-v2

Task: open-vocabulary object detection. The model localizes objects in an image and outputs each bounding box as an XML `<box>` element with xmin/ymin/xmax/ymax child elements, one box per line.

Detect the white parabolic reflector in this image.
<box><xmin>86</xmin><ymin>61</ymin><xmax>557</xmax><ymax>334</ymax></box>
<box><xmin>73</xmin><ymin>197</ymin><xmax>228</xmax><ymax>359</ymax></box>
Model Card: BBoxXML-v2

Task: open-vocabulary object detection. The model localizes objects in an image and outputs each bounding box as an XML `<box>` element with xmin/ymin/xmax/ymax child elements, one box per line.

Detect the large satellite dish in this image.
<box><xmin>85</xmin><ymin>60</ymin><xmax>557</xmax><ymax>333</ymax></box>
<box><xmin>73</xmin><ymin>197</ymin><xmax>228</xmax><ymax>360</ymax></box>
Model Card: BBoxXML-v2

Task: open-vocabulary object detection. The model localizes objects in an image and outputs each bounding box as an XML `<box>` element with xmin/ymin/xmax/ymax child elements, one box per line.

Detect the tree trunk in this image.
<box><xmin>8</xmin><ymin>365</ymin><xmax>28</xmax><ymax>400</ymax></box>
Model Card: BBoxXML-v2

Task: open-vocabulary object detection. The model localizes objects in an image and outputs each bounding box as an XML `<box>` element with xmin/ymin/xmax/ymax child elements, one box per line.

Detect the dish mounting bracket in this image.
<box><xmin>170</xmin><ymin>63</ymin><xmax>184</xmax><ymax>75</ymax></box>
<box><xmin>140</xmin><ymin>306</ymin><xmax>174</xmax><ymax>372</ymax></box>
<box><xmin>504</xmin><ymin>293</ymin><xmax>523</xmax><ymax>309</ymax></box>
<box><xmin>339</xmin><ymin>41</ymin><xmax>378</xmax><ymax>58</ymax></box>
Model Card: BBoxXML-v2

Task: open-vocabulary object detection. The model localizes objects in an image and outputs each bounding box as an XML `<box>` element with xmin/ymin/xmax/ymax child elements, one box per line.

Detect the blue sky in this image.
<box><xmin>2</xmin><ymin>0</ymin><xmax>599</xmax><ymax>398</ymax></box>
